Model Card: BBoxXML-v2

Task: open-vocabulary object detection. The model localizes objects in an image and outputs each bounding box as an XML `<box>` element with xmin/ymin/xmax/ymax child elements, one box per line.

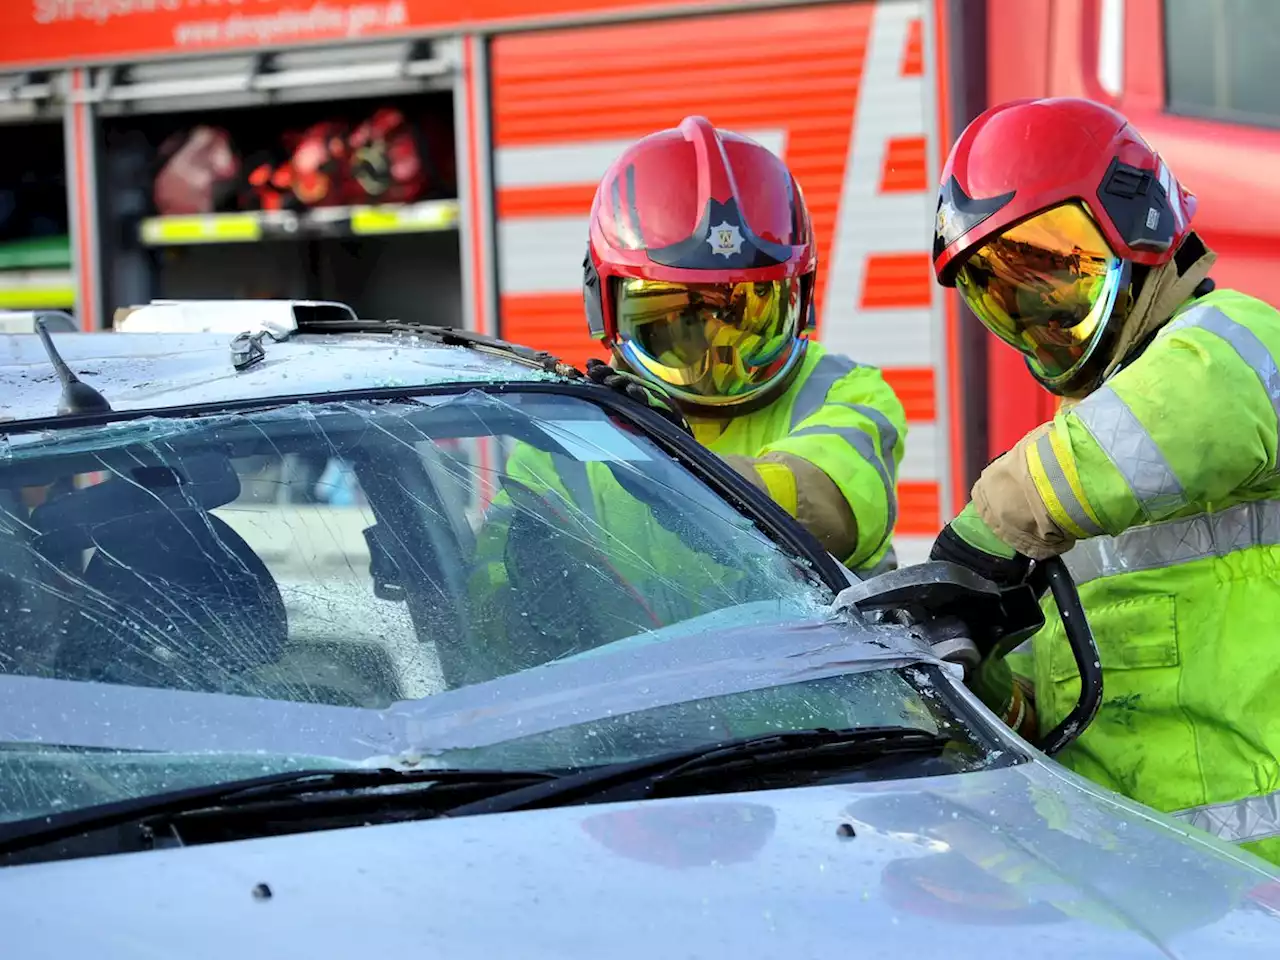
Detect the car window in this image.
<box><xmin>0</xmin><ymin>389</ymin><xmax>970</xmax><ymax>822</ymax></box>
<box><xmin>0</xmin><ymin>390</ymin><xmax>827</xmax><ymax>699</ymax></box>
<box><xmin>1166</xmin><ymin>0</ymin><xmax>1280</xmax><ymax>126</ymax></box>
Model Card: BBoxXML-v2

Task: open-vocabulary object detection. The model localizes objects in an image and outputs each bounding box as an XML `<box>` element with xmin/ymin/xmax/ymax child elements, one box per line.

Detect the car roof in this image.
<box><xmin>0</xmin><ymin>301</ymin><xmax>574</xmax><ymax>426</ymax></box>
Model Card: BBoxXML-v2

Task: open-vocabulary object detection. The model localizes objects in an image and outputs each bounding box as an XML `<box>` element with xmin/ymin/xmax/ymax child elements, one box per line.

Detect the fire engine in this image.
<box><xmin>1</xmin><ymin>0</ymin><xmax>1275</xmax><ymax>562</ymax></box>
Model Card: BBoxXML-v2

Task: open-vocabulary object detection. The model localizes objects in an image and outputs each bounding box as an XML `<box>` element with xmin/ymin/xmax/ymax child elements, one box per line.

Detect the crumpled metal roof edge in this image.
<box><xmin>0</xmin><ymin>328</ymin><xmax>573</xmax><ymax>426</ymax></box>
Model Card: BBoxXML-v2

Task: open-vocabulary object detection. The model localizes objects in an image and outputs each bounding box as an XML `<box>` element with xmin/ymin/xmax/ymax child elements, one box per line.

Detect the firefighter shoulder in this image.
<box><xmin>929</xmin><ymin>95</ymin><xmax>1280</xmax><ymax>867</ymax></box>
<box><xmin>703</xmin><ymin>340</ymin><xmax>904</xmax><ymax>574</ymax></box>
<box><xmin>582</xmin><ymin>116</ymin><xmax>905</xmax><ymax>575</ymax></box>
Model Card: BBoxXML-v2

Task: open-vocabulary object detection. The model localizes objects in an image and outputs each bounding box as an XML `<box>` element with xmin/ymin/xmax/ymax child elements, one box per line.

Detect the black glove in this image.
<box><xmin>584</xmin><ymin>358</ymin><xmax>692</xmax><ymax>435</ymax></box>
<box><xmin>930</xmin><ymin>522</ymin><xmax>1032</xmax><ymax>588</ymax></box>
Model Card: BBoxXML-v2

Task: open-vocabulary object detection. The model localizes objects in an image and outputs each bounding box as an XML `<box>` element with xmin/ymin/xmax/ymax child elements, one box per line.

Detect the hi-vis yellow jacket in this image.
<box><xmin>957</xmin><ymin>288</ymin><xmax>1280</xmax><ymax>867</ymax></box>
<box><xmin>692</xmin><ymin>340</ymin><xmax>906</xmax><ymax>574</ymax></box>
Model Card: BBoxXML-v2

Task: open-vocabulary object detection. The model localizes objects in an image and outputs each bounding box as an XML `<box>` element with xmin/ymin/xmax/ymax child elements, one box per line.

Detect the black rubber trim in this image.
<box><xmin>1029</xmin><ymin>557</ymin><xmax>1103</xmax><ymax>756</ymax></box>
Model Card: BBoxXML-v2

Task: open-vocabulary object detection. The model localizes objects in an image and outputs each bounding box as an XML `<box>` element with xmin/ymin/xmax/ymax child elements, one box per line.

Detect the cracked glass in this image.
<box><xmin>0</xmin><ymin>388</ymin><xmax>960</xmax><ymax>822</ymax></box>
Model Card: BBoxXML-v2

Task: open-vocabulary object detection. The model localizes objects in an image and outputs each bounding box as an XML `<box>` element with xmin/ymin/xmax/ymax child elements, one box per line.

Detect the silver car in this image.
<box><xmin>0</xmin><ymin>303</ymin><xmax>1277</xmax><ymax>958</ymax></box>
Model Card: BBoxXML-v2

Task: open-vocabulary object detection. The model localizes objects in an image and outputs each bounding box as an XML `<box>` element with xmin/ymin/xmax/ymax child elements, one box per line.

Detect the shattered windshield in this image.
<box><xmin>0</xmin><ymin>389</ymin><xmax>960</xmax><ymax>822</ymax></box>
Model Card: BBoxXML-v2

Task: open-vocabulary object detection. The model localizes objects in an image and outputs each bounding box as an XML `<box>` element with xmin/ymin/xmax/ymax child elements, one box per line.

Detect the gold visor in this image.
<box><xmin>955</xmin><ymin>203</ymin><xmax>1125</xmax><ymax>384</ymax></box>
<box><xmin>614</xmin><ymin>278</ymin><xmax>803</xmax><ymax>404</ymax></box>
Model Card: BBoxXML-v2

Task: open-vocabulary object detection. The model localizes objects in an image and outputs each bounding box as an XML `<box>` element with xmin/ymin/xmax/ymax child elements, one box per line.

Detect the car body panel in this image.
<box><xmin>2</xmin><ymin>764</ymin><xmax>1278</xmax><ymax>959</ymax></box>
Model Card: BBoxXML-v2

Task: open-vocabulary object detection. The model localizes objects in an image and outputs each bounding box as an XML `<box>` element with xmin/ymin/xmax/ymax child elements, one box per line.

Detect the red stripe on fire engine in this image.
<box><xmin>879</xmin><ymin>136</ymin><xmax>929</xmax><ymax>194</ymax></box>
<box><xmin>464</xmin><ymin>36</ymin><xmax>494</xmax><ymax>340</ymax></box>
<box><xmin>501</xmin><ymin>293</ymin><xmax>611</xmax><ymax>371</ymax></box>
<box><xmin>896</xmin><ymin>480</ymin><xmax>942</xmax><ymax>535</ymax></box>
<box><xmin>71</xmin><ymin>69</ymin><xmax>97</xmax><ymax>331</ymax></box>
<box><xmin>497</xmin><ymin>184</ymin><xmax>598</xmax><ymax>219</ymax></box>
<box><xmin>901</xmin><ymin>17</ymin><xmax>924</xmax><ymax>77</ymax></box>
<box><xmin>881</xmin><ymin>366</ymin><xmax>936</xmax><ymax>423</ymax></box>
<box><xmin>860</xmin><ymin>252</ymin><xmax>933</xmax><ymax>309</ymax></box>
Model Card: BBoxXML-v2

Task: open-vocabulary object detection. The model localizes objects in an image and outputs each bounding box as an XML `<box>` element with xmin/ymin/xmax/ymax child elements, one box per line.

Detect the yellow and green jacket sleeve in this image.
<box><xmin>761</xmin><ymin>354</ymin><xmax>908</xmax><ymax>571</ymax></box>
<box><xmin>972</xmin><ymin>290</ymin><xmax>1280</xmax><ymax>558</ymax></box>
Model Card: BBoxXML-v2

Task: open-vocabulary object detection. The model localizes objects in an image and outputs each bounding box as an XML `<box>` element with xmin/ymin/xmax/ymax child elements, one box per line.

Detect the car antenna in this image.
<box><xmin>34</xmin><ymin>318</ymin><xmax>112</xmax><ymax>415</ymax></box>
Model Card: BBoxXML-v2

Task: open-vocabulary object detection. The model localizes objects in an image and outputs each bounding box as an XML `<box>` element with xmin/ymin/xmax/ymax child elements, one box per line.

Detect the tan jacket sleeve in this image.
<box><xmin>970</xmin><ymin>423</ymin><xmax>1077</xmax><ymax>560</ymax></box>
<box><xmin>722</xmin><ymin>452</ymin><xmax>859</xmax><ymax>560</ymax></box>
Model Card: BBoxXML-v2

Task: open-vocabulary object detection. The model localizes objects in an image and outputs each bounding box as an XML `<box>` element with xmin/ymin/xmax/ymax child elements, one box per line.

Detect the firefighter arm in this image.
<box><xmin>972</xmin><ymin>318</ymin><xmax>1276</xmax><ymax>558</ymax></box>
<box><xmin>745</xmin><ymin>366</ymin><xmax>907</xmax><ymax>568</ymax></box>
<box><xmin>721</xmin><ymin>451</ymin><xmax>859</xmax><ymax>559</ymax></box>
<box><xmin>927</xmin><ymin>504</ymin><xmax>1039</xmax><ymax>737</ymax></box>
<box><xmin>466</xmin><ymin>444</ymin><xmax>591</xmax><ymax>675</ymax></box>
<box><xmin>469</xmin><ymin>443</ymin><xmax>577</xmax><ymax>595</ymax></box>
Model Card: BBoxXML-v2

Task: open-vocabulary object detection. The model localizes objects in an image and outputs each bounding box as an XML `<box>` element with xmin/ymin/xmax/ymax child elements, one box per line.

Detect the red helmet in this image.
<box><xmin>584</xmin><ymin>116</ymin><xmax>816</xmax><ymax>412</ymax></box>
<box><xmin>932</xmin><ymin>97</ymin><xmax>1198</xmax><ymax>395</ymax></box>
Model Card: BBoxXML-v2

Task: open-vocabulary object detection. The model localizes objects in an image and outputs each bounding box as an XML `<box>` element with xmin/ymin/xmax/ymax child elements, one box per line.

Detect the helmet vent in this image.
<box><xmin>1103</xmin><ymin>162</ymin><xmax>1151</xmax><ymax>200</ymax></box>
<box><xmin>1097</xmin><ymin>157</ymin><xmax>1174</xmax><ymax>253</ymax></box>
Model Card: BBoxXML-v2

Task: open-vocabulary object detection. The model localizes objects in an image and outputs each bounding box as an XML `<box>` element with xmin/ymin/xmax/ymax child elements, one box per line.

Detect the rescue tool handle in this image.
<box><xmin>1031</xmin><ymin>556</ymin><xmax>1103</xmax><ymax>756</ymax></box>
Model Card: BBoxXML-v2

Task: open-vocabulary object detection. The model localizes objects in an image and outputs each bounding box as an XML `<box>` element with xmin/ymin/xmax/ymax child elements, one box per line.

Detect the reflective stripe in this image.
<box><xmin>1165</xmin><ymin>304</ymin><xmax>1280</xmax><ymax>441</ymax></box>
<box><xmin>833</xmin><ymin>402</ymin><xmax>900</xmax><ymax>481</ymax></box>
<box><xmin>753</xmin><ymin>461</ymin><xmax>798</xmax><ymax>517</ymax></box>
<box><xmin>1063</xmin><ymin>498</ymin><xmax>1280</xmax><ymax>585</ymax></box>
<box><xmin>1072</xmin><ymin>384</ymin><xmax>1186</xmax><ymax>521</ymax></box>
<box><xmin>784</xmin><ymin>355</ymin><xmax>899</xmax><ymax>562</ymax></box>
<box><xmin>790</xmin><ymin>424</ymin><xmax>897</xmax><ymax>534</ymax></box>
<box><xmin>1173</xmin><ymin>789</ymin><xmax>1280</xmax><ymax>845</ymax></box>
<box><xmin>789</xmin><ymin>354</ymin><xmax>861</xmax><ymax>430</ymax></box>
<box><xmin>1032</xmin><ymin>430</ymin><xmax>1105</xmax><ymax>537</ymax></box>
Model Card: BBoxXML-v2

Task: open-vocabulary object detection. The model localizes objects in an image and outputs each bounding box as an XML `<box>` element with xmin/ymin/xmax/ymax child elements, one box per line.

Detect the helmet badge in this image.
<box><xmin>708</xmin><ymin>221</ymin><xmax>744</xmax><ymax>258</ymax></box>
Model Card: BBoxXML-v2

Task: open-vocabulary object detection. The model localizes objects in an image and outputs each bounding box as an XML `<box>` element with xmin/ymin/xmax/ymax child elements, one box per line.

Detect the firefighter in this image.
<box><xmin>580</xmin><ymin>115</ymin><xmax>906</xmax><ymax>575</ymax></box>
<box><xmin>928</xmin><ymin>96</ymin><xmax>1280</xmax><ymax>866</ymax></box>
<box><xmin>464</xmin><ymin>116</ymin><xmax>906</xmax><ymax>684</ymax></box>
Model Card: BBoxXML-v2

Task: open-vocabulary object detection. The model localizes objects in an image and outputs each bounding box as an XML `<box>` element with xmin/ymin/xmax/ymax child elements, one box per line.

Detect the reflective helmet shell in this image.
<box><xmin>932</xmin><ymin>97</ymin><xmax>1197</xmax><ymax>287</ymax></box>
<box><xmin>583</xmin><ymin>117</ymin><xmax>817</xmax><ymax>407</ymax></box>
<box><xmin>931</xmin><ymin>97</ymin><xmax>1198</xmax><ymax>394</ymax></box>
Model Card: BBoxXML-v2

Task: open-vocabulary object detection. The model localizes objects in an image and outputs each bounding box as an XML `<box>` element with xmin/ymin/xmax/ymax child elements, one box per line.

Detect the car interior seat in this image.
<box><xmin>29</xmin><ymin>454</ymin><xmax>289</xmax><ymax>692</ymax></box>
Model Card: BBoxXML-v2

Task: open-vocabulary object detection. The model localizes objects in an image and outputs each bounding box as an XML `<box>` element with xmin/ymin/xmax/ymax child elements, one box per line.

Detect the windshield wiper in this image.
<box><xmin>442</xmin><ymin>726</ymin><xmax>957</xmax><ymax>819</ymax></box>
<box><xmin>0</xmin><ymin>728</ymin><xmax>960</xmax><ymax>863</ymax></box>
<box><xmin>0</xmin><ymin>766</ymin><xmax>555</xmax><ymax>861</ymax></box>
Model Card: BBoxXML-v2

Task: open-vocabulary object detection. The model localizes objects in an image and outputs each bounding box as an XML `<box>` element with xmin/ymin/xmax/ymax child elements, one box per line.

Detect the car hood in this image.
<box><xmin>3</xmin><ymin>761</ymin><xmax>1278</xmax><ymax>958</ymax></box>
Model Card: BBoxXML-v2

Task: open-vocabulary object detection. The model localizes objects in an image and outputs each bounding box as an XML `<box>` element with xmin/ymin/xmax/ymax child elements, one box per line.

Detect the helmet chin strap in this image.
<box><xmin>1100</xmin><ymin>231</ymin><xmax>1217</xmax><ymax>384</ymax></box>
